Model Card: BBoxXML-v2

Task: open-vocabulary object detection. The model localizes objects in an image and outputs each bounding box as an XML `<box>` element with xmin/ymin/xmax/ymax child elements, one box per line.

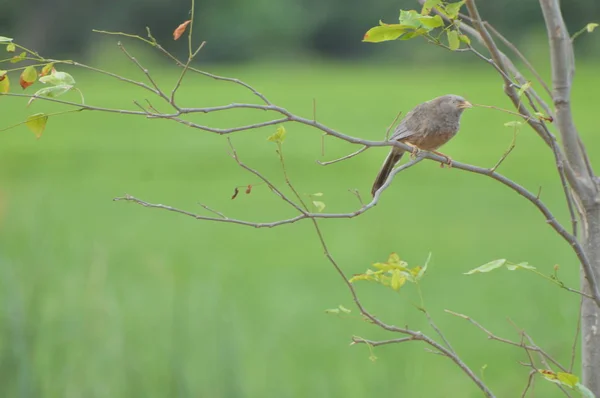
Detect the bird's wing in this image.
<box><xmin>389</xmin><ymin>122</ymin><xmax>415</xmax><ymax>142</ymax></box>
<box><xmin>389</xmin><ymin>104</ymin><xmax>425</xmax><ymax>142</ymax></box>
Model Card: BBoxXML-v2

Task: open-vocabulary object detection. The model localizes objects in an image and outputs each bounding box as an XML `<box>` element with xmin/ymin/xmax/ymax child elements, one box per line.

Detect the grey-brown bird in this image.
<box><xmin>371</xmin><ymin>94</ymin><xmax>472</xmax><ymax>196</ymax></box>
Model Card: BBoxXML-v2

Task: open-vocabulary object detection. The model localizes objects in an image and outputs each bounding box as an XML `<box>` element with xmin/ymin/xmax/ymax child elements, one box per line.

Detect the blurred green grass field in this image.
<box><xmin>1</xmin><ymin>58</ymin><xmax>599</xmax><ymax>397</ymax></box>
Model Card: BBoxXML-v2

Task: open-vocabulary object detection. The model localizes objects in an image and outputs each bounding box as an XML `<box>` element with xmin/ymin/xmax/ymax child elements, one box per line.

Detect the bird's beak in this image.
<box><xmin>458</xmin><ymin>100</ymin><xmax>473</xmax><ymax>109</ymax></box>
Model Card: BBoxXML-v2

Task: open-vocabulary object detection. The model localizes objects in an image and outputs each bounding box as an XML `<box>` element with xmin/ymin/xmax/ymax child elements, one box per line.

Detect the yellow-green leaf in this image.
<box><xmin>517</xmin><ymin>81</ymin><xmax>531</xmax><ymax>97</ymax></box>
<box><xmin>506</xmin><ymin>262</ymin><xmax>536</xmax><ymax>271</ymax></box>
<box><xmin>556</xmin><ymin>372</ymin><xmax>579</xmax><ymax>388</ymax></box>
<box><xmin>338</xmin><ymin>305</ymin><xmax>351</xmax><ymax>314</ymax></box>
<box><xmin>390</xmin><ymin>269</ymin><xmax>406</xmax><ymax>291</ymax></box>
<box><xmin>363</xmin><ymin>24</ymin><xmax>407</xmax><ymax>43</ymax></box>
<box><xmin>312</xmin><ymin>200</ymin><xmax>326</xmax><ymax>212</ymax></box>
<box><xmin>587</xmin><ymin>23</ymin><xmax>599</xmax><ymax>33</ymax></box>
<box><xmin>10</xmin><ymin>51</ymin><xmax>26</xmax><ymax>63</ymax></box>
<box><xmin>421</xmin><ymin>0</ymin><xmax>442</xmax><ymax>15</ymax></box>
<box><xmin>40</xmin><ymin>63</ymin><xmax>55</xmax><ymax>77</ymax></box>
<box><xmin>504</xmin><ymin>121</ymin><xmax>522</xmax><ymax>128</ymax></box>
<box><xmin>464</xmin><ymin>259</ymin><xmax>507</xmax><ymax>275</ymax></box>
<box><xmin>267</xmin><ymin>125</ymin><xmax>286</xmax><ymax>143</ymax></box>
<box><xmin>417</xmin><ymin>15</ymin><xmax>444</xmax><ymax>29</ymax></box>
<box><xmin>447</xmin><ymin>30</ymin><xmax>460</xmax><ymax>50</ymax></box>
<box><xmin>6</xmin><ymin>42</ymin><xmax>15</xmax><ymax>52</ymax></box>
<box><xmin>0</xmin><ymin>73</ymin><xmax>9</xmax><ymax>93</ymax></box>
<box><xmin>20</xmin><ymin>65</ymin><xmax>37</xmax><ymax>89</ymax></box>
<box><xmin>399</xmin><ymin>10</ymin><xmax>421</xmax><ymax>28</ymax></box>
<box><xmin>444</xmin><ymin>1</ymin><xmax>466</xmax><ymax>19</ymax></box>
<box><xmin>25</xmin><ymin>113</ymin><xmax>48</xmax><ymax>139</ymax></box>
<box><xmin>459</xmin><ymin>34</ymin><xmax>471</xmax><ymax>45</ymax></box>
<box><xmin>416</xmin><ymin>252</ymin><xmax>432</xmax><ymax>281</ymax></box>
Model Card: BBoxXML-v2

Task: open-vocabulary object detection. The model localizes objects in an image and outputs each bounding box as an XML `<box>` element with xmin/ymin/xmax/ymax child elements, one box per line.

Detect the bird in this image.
<box><xmin>371</xmin><ymin>94</ymin><xmax>472</xmax><ymax>196</ymax></box>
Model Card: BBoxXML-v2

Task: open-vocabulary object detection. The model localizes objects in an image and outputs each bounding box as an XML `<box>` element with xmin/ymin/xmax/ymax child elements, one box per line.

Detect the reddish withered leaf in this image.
<box><xmin>173</xmin><ymin>20</ymin><xmax>191</xmax><ymax>40</ymax></box>
<box><xmin>20</xmin><ymin>65</ymin><xmax>37</xmax><ymax>89</ymax></box>
<box><xmin>245</xmin><ymin>185</ymin><xmax>252</xmax><ymax>194</ymax></box>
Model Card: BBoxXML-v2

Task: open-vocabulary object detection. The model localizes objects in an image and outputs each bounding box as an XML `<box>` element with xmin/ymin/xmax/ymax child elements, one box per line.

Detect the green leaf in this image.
<box><xmin>339</xmin><ymin>305</ymin><xmax>351</xmax><ymax>314</ymax></box>
<box><xmin>587</xmin><ymin>23</ymin><xmax>599</xmax><ymax>33</ymax></box>
<box><xmin>575</xmin><ymin>383</ymin><xmax>595</xmax><ymax>398</ymax></box>
<box><xmin>25</xmin><ymin>113</ymin><xmax>48</xmax><ymax>139</ymax></box>
<box><xmin>6</xmin><ymin>42</ymin><xmax>15</xmax><ymax>52</ymax></box>
<box><xmin>444</xmin><ymin>1</ymin><xmax>466</xmax><ymax>19</ymax></box>
<box><xmin>447</xmin><ymin>30</ymin><xmax>460</xmax><ymax>50</ymax></box>
<box><xmin>363</xmin><ymin>24</ymin><xmax>408</xmax><ymax>43</ymax></box>
<box><xmin>416</xmin><ymin>252</ymin><xmax>431</xmax><ymax>281</ymax></box>
<box><xmin>506</xmin><ymin>262</ymin><xmax>536</xmax><ymax>271</ymax></box>
<box><xmin>540</xmin><ymin>370</ymin><xmax>583</xmax><ymax>390</ymax></box>
<box><xmin>39</xmin><ymin>71</ymin><xmax>76</xmax><ymax>86</ymax></box>
<box><xmin>517</xmin><ymin>81</ymin><xmax>531</xmax><ymax>97</ymax></box>
<box><xmin>504</xmin><ymin>121</ymin><xmax>522</xmax><ymax>128</ymax></box>
<box><xmin>312</xmin><ymin>200</ymin><xmax>326</xmax><ymax>212</ymax></box>
<box><xmin>28</xmin><ymin>84</ymin><xmax>73</xmax><ymax>106</ymax></box>
<box><xmin>398</xmin><ymin>28</ymin><xmax>429</xmax><ymax>40</ymax></box>
<box><xmin>0</xmin><ymin>73</ymin><xmax>9</xmax><ymax>93</ymax></box>
<box><xmin>0</xmin><ymin>36</ymin><xmax>13</xmax><ymax>43</ymax></box>
<box><xmin>10</xmin><ymin>51</ymin><xmax>26</xmax><ymax>63</ymax></box>
<box><xmin>325</xmin><ymin>308</ymin><xmax>340</xmax><ymax>314</ymax></box>
<box><xmin>421</xmin><ymin>0</ymin><xmax>443</xmax><ymax>15</ymax></box>
<box><xmin>464</xmin><ymin>259</ymin><xmax>507</xmax><ymax>275</ymax></box>
<box><xmin>40</xmin><ymin>63</ymin><xmax>55</xmax><ymax>77</ymax></box>
<box><xmin>399</xmin><ymin>10</ymin><xmax>421</xmax><ymax>28</ymax></box>
<box><xmin>20</xmin><ymin>65</ymin><xmax>37</xmax><ymax>89</ymax></box>
<box><xmin>267</xmin><ymin>126</ymin><xmax>286</xmax><ymax>143</ymax></box>
<box><xmin>556</xmin><ymin>372</ymin><xmax>579</xmax><ymax>388</ymax></box>
<box><xmin>311</xmin><ymin>192</ymin><xmax>323</xmax><ymax>197</ymax></box>
<box><xmin>390</xmin><ymin>269</ymin><xmax>407</xmax><ymax>291</ymax></box>
<box><xmin>458</xmin><ymin>34</ymin><xmax>471</xmax><ymax>45</ymax></box>
<box><xmin>417</xmin><ymin>15</ymin><xmax>444</xmax><ymax>29</ymax></box>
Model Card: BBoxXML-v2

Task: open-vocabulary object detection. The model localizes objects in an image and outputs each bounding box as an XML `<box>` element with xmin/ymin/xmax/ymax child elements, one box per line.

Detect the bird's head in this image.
<box><xmin>435</xmin><ymin>94</ymin><xmax>473</xmax><ymax>115</ymax></box>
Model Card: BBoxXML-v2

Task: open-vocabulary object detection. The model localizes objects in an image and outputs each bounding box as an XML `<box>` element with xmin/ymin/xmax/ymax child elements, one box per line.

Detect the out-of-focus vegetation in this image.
<box><xmin>2</xmin><ymin>0</ymin><xmax>599</xmax><ymax>61</ymax></box>
<box><xmin>1</xmin><ymin>56</ymin><xmax>599</xmax><ymax>396</ymax></box>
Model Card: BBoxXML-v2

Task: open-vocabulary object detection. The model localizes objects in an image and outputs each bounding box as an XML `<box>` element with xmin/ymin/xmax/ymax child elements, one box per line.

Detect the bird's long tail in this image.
<box><xmin>371</xmin><ymin>149</ymin><xmax>404</xmax><ymax>196</ymax></box>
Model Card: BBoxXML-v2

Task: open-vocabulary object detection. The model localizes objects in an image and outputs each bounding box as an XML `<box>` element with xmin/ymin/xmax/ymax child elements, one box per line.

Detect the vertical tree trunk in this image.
<box><xmin>582</xmin><ymin>206</ymin><xmax>600</xmax><ymax>394</ymax></box>
<box><xmin>539</xmin><ymin>1</ymin><xmax>600</xmax><ymax>393</ymax></box>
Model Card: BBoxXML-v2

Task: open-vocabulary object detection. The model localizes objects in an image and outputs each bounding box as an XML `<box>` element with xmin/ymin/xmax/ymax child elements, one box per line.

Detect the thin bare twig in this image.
<box><xmin>317</xmin><ymin>146</ymin><xmax>368</xmax><ymax>166</ymax></box>
<box><xmin>351</xmin><ymin>336</ymin><xmax>414</xmax><ymax>347</ymax></box>
<box><xmin>385</xmin><ymin>110</ymin><xmax>403</xmax><ymax>140</ymax></box>
<box><xmin>482</xmin><ymin>21</ymin><xmax>552</xmax><ymax>98</ymax></box>
<box><xmin>118</xmin><ymin>42</ymin><xmax>171</xmax><ymax>105</ymax></box>
<box><xmin>569</xmin><ymin>296</ymin><xmax>583</xmax><ymax>373</ymax></box>
<box><xmin>445</xmin><ymin>310</ymin><xmax>567</xmax><ymax>372</ymax></box>
<box><xmin>198</xmin><ymin>203</ymin><xmax>226</xmax><ymax>219</ymax></box>
<box><xmin>170</xmin><ymin>41</ymin><xmax>206</xmax><ymax>107</ymax></box>
<box><xmin>521</xmin><ymin>370</ymin><xmax>537</xmax><ymax>398</ymax></box>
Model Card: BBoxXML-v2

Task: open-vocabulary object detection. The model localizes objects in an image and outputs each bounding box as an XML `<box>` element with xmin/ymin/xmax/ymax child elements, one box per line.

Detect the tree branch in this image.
<box><xmin>539</xmin><ymin>0</ymin><xmax>597</xmax><ymax>199</ymax></box>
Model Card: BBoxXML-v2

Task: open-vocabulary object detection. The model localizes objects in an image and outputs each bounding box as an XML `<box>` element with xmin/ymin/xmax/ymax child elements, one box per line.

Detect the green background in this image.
<box><xmin>1</xmin><ymin>45</ymin><xmax>598</xmax><ymax>396</ymax></box>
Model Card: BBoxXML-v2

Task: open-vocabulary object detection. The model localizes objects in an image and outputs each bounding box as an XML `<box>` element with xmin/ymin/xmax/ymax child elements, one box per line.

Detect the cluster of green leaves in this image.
<box><xmin>350</xmin><ymin>253</ymin><xmax>430</xmax><ymax>291</ymax></box>
<box><xmin>1</xmin><ymin>36</ymin><xmax>79</xmax><ymax>138</ymax></box>
<box><xmin>362</xmin><ymin>1</ymin><xmax>470</xmax><ymax>51</ymax></box>
<box><xmin>539</xmin><ymin>369</ymin><xmax>594</xmax><ymax>397</ymax></box>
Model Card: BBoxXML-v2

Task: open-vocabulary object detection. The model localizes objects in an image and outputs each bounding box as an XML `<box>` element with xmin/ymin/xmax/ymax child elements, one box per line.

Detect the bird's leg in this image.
<box><xmin>431</xmin><ymin>150</ymin><xmax>453</xmax><ymax>168</ymax></box>
<box><xmin>405</xmin><ymin>142</ymin><xmax>421</xmax><ymax>159</ymax></box>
